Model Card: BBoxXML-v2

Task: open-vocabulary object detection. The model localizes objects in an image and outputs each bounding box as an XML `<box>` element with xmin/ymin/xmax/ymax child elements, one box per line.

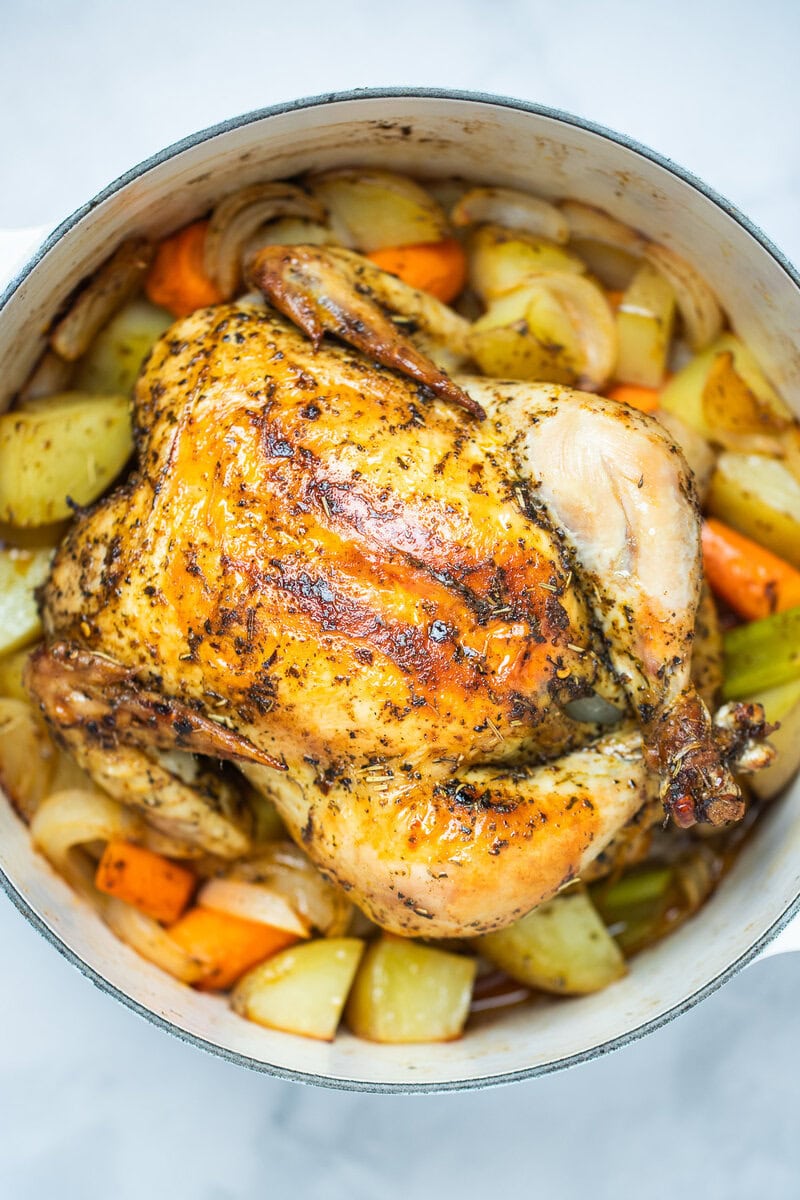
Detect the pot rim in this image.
<box><xmin>2</xmin><ymin>85</ymin><xmax>799</xmax><ymax>1094</ymax></box>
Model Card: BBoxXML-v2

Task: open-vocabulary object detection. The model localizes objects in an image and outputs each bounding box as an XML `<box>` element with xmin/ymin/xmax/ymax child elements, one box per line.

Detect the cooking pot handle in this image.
<box><xmin>0</xmin><ymin>226</ymin><xmax>50</xmax><ymax>287</ymax></box>
<box><xmin>753</xmin><ymin>911</ymin><xmax>800</xmax><ymax>962</ymax></box>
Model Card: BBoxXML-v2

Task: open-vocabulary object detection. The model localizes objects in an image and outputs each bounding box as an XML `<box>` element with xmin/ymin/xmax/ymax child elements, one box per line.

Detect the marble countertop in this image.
<box><xmin>2</xmin><ymin>1</ymin><xmax>800</xmax><ymax>1195</ymax></box>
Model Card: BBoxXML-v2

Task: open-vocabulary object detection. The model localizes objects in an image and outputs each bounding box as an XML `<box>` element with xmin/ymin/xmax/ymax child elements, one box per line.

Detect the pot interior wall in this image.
<box><xmin>1</xmin><ymin>94</ymin><xmax>799</xmax><ymax>1088</ymax></box>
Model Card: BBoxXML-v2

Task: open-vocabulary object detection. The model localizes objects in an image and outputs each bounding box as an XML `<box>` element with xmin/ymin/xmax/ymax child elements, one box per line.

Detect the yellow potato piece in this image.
<box><xmin>747</xmin><ymin>678</ymin><xmax>800</xmax><ymax>800</ymax></box>
<box><xmin>0</xmin><ymin>547</ymin><xmax>52</xmax><ymax>655</ymax></box>
<box><xmin>615</xmin><ymin>261</ymin><xmax>675</xmax><ymax>388</ymax></box>
<box><xmin>469</xmin><ymin>324</ymin><xmax>577</xmax><ymax>383</ymax></box>
<box><xmin>660</xmin><ymin>334</ymin><xmax>793</xmax><ymax>453</ymax></box>
<box><xmin>0</xmin><ymin>394</ymin><xmax>132</xmax><ymax>526</ymax></box>
<box><xmin>73</xmin><ymin>298</ymin><xmax>172</xmax><ymax>396</ymax></box>
<box><xmin>707</xmin><ymin>452</ymin><xmax>800</xmax><ymax>568</ymax></box>
<box><xmin>0</xmin><ymin>644</ymin><xmax>36</xmax><ymax>701</ymax></box>
<box><xmin>475</xmin><ymin>888</ymin><xmax>626</xmax><ymax>995</ymax></box>
<box><xmin>232</xmin><ymin>937</ymin><xmax>364</xmax><ymax>1041</ymax></box>
<box><xmin>346</xmin><ymin>935</ymin><xmax>476</xmax><ymax>1044</ymax></box>
<box><xmin>468</xmin><ymin>273</ymin><xmax>614</xmax><ymax>388</ymax></box>
<box><xmin>307</xmin><ymin>169</ymin><xmax>448</xmax><ymax>252</ymax></box>
<box><xmin>468</xmin><ymin>224</ymin><xmax>585</xmax><ymax>302</ymax></box>
<box><xmin>469</xmin><ymin>283</ymin><xmax>579</xmax><ymax>383</ymax></box>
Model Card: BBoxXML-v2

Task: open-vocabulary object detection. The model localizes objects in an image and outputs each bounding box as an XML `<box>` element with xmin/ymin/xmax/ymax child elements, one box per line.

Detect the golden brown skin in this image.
<box><xmin>28</xmin><ymin>268</ymin><xmax>771</xmax><ymax>934</ymax></box>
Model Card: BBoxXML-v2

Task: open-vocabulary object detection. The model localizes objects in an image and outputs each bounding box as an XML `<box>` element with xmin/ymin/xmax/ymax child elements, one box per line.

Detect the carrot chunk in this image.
<box><xmin>367</xmin><ymin>238</ymin><xmax>467</xmax><ymax>303</ymax></box>
<box><xmin>168</xmin><ymin>906</ymin><xmax>298</xmax><ymax>991</ymax></box>
<box><xmin>605</xmin><ymin>383</ymin><xmax>661</xmax><ymax>414</ymax></box>
<box><xmin>95</xmin><ymin>840</ymin><xmax>196</xmax><ymax>925</ymax></box>
<box><xmin>702</xmin><ymin>517</ymin><xmax>800</xmax><ymax>620</ymax></box>
<box><xmin>145</xmin><ymin>220</ymin><xmax>223</xmax><ymax>317</ymax></box>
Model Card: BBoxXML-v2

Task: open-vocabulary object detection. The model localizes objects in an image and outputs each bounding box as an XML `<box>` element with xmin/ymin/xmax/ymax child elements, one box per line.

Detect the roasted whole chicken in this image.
<box><xmin>27</xmin><ymin>246</ymin><xmax>771</xmax><ymax>937</ymax></box>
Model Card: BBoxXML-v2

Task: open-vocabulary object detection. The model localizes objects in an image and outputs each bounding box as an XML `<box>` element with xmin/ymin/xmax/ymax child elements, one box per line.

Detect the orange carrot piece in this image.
<box><xmin>702</xmin><ymin>518</ymin><xmax>800</xmax><ymax>621</ymax></box>
<box><xmin>145</xmin><ymin>220</ymin><xmax>223</xmax><ymax>317</ymax></box>
<box><xmin>367</xmin><ymin>238</ymin><xmax>467</xmax><ymax>303</ymax></box>
<box><xmin>606</xmin><ymin>290</ymin><xmax>625</xmax><ymax>310</ymax></box>
<box><xmin>168</xmin><ymin>906</ymin><xmax>298</xmax><ymax>991</ymax></box>
<box><xmin>95</xmin><ymin>840</ymin><xmax>196</xmax><ymax>925</ymax></box>
<box><xmin>606</xmin><ymin>383</ymin><xmax>661</xmax><ymax>414</ymax></box>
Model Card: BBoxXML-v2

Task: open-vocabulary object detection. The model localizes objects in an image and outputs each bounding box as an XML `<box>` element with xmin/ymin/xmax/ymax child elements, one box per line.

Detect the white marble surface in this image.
<box><xmin>2</xmin><ymin>1</ymin><xmax>800</xmax><ymax>1195</ymax></box>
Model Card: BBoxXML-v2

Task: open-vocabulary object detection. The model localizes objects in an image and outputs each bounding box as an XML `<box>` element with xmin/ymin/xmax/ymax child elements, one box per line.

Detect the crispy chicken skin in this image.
<box><xmin>27</xmin><ymin>250</ymin><xmax>771</xmax><ymax>935</ymax></box>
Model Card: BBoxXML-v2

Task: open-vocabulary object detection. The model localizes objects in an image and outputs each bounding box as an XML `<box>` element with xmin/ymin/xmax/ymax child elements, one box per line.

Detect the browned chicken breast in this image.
<box><xmin>26</xmin><ymin>248</ymin><xmax>771</xmax><ymax>936</ymax></box>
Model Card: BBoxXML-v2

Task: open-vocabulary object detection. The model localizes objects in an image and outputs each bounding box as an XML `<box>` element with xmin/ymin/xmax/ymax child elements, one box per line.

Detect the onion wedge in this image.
<box><xmin>30</xmin><ymin>787</ymin><xmax>141</xmax><ymax>893</ymax></box>
<box><xmin>452</xmin><ymin>186</ymin><xmax>569</xmax><ymax>244</ymax></box>
<box><xmin>535</xmin><ymin>271</ymin><xmax>617</xmax><ymax>391</ymax></box>
<box><xmin>560</xmin><ymin>200</ymin><xmax>647</xmax><ymax>256</ymax></box>
<box><xmin>204</xmin><ymin>182</ymin><xmax>326</xmax><ymax>298</ymax></box>
<box><xmin>17</xmin><ymin>350</ymin><xmax>74</xmax><ymax>404</ymax></box>
<box><xmin>103</xmin><ymin>895</ymin><xmax>206</xmax><ymax>983</ymax></box>
<box><xmin>644</xmin><ymin>242</ymin><xmax>723</xmax><ymax>351</ymax></box>
<box><xmin>50</xmin><ymin>238</ymin><xmax>154</xmax><ymax>362</ymax></box>
<box><xmin>230</xmin><ymin>841</ymin><xmax>352</xmax><ymax>936</ymax></box>
<box><xmin>243</xmin><ymin>218</ymin><xmax>339</xmax><ymax>269</ymax></box>
<box><xmin>198</xmin><ymin>877</ymin><xmax>311</xmax><ymax>938</ymax></box>
<box><xmin>0</xmin><ymin>698</ymin><xmax>58</xmax><ymax>821</ymax></box>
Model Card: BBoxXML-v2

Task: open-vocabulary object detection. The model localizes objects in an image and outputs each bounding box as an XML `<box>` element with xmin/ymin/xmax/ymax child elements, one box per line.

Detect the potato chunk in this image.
<box><xmin>0</xmin><ymin>547</ymin><xmax>52</xmax><ymax>655</ymax></box>
<box><xmin>707</xmin><ymin>452</ymin><xmax>800</xmax><ymax>568</ymax></box>
<box><xmin>346</xmin><ymin>935</ymin><xmax>476</xmax><ymax>1044</ymax></box>
<box><xmin>0</xmin><ymin>394</ymin><xmax>132</xmax><ymax>526</ymax></box>
<box><xmin>307</xmin><ymin>169</ymin><xmax>448</xmax><ymax>252</ymax></box>
<box><xmin>468</xmin><ymin>273</ymin><xmax>615</xmax><ymax>389</ymax></box>
<box><xmin>73</xmin><ymin>298</ymin><xmax>172</xmax><ymax>396</ymax></box>
<box><xmin>747</xmin><ymin>678</ymin><xmax>800</xmax><ymax>799</ymax></box>
<box><xmin>232</xmin><ymin>937</ymin><xmax>364</xmax><ymax>1041</ymax></box>
<box><xmin>475</xmin><ymin>888</ymin><xmax>626</xmax><ymax>995</ymax></box>
<box><xmin>615</xmin><ymin>261</ymin><xmax>675</xmax><ymax>387</ymax></box>
<box><xmin>468</xmin><ymin>224</ymin><xmax>585</xmax><ymax>301</ymax></box>
<box><xmin>660</xmin><ymin>334</ymin><xmax>792</xmax><ymax>452</ymax></box>
<box><xmin>468</xmin><ymin>284</ymin><xmax>581</xmax><ymax>383</ymax></box>
<box><xmin>0</xmin><ymin>645</ymin><xmax>36</xmax><ymax>701</ymax></box>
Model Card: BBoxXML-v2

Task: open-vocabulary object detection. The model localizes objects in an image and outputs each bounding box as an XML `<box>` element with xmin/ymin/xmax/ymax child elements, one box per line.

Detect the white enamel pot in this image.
<box><xmin>1</xmin><ymin>89</ymin><xmax>799</xmax><ymax>1093</ymax></box>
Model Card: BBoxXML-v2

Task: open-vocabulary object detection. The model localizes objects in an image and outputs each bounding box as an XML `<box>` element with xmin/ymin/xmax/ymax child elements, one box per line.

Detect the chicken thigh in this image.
<box><xmin>27</xmin><ymin>248</ymin><xmax>770</xmax><ymax>936</ymax></box>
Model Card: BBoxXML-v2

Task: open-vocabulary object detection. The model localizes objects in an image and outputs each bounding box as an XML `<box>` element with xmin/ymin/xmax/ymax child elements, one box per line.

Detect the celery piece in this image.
<box><xmin>722</xmin><ymin>606</ymin><xmax>800</xmax><ymax>700</ymax></box>
<box><xmin>592</xmin><ymin>865</ymin><xmax>673</xmax><ymax>912</ymax></box>
<box><xmin>589</xmin><ymin>866</ymin><xmax>674</xmax><ymax>956</ymax></box>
